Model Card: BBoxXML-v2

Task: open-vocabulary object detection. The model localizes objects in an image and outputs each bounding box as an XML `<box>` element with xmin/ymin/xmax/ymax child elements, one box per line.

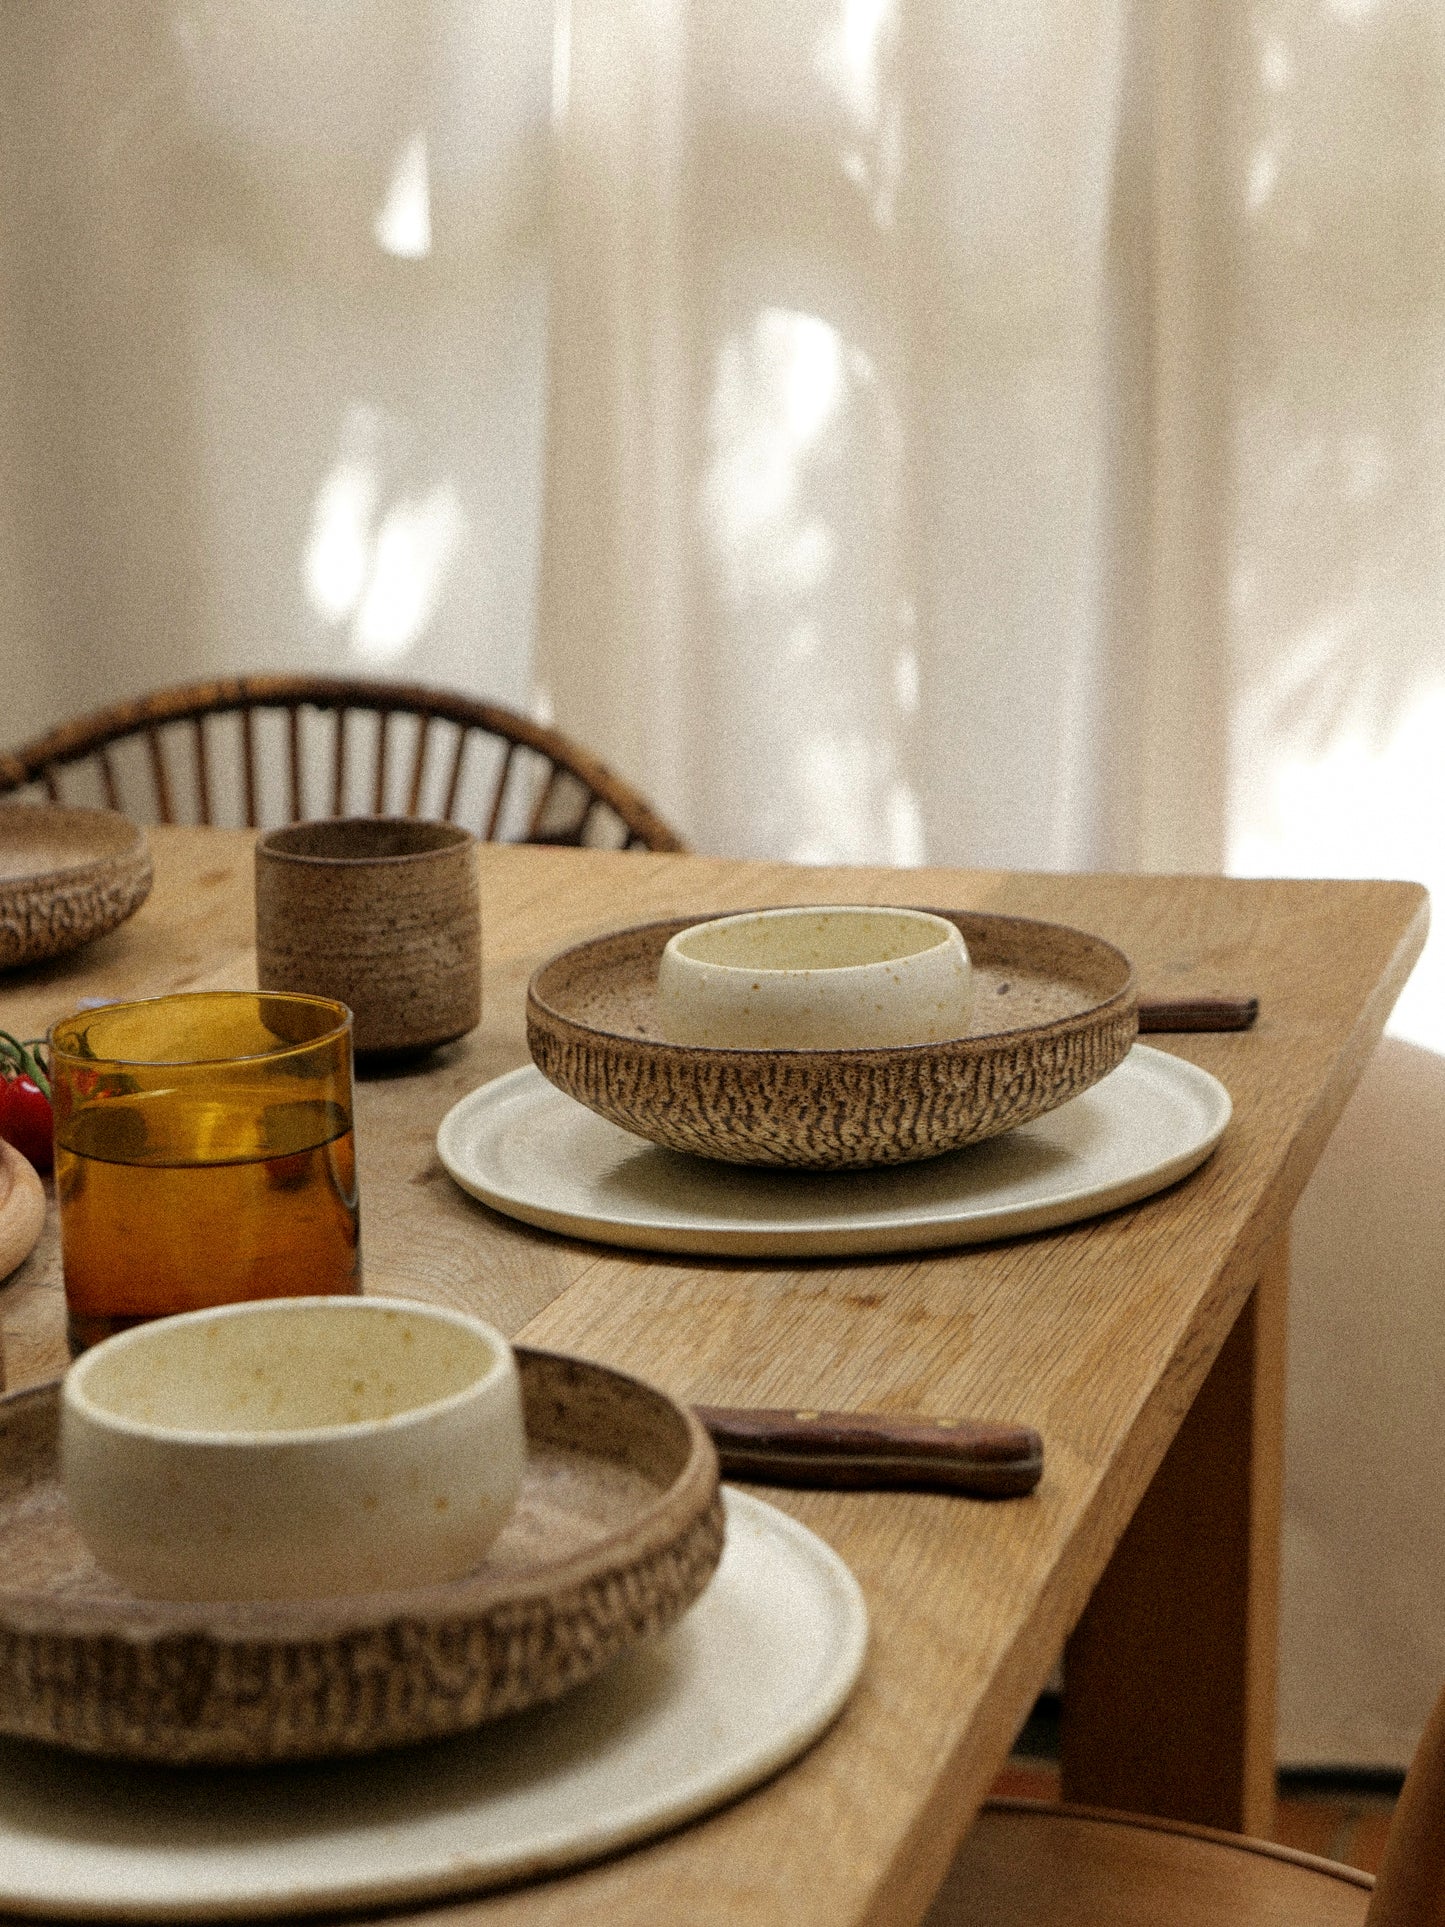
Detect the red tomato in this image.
<box><xmin>0</xmin><ymin>1072</ymin><xmax>53</xmax><ymax>1175</ymax></box>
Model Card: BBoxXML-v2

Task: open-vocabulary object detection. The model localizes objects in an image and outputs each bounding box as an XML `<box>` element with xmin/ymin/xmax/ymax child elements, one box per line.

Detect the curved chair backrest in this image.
<box><xmin>1366</xmin><ymin>1676</ymin><xmax>1445</xmax><ymax>1927</ymax></box>
<box><xmin>0</xmin><ymin>675</ymin><xmax>685</xmax><ymax>852</ymax></box>
<box><xmin>933</xmin><ymin>1667</ymin><xmax>1445</xmax><ymax>1927</ymax></box>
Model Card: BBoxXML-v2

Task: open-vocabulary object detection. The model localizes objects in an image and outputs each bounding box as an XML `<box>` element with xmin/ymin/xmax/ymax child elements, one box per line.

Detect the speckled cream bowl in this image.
<box><xmin>60</xmin><ymin>1297</ymin><xmax>525</xmax><ymax>1602</ymax></box>
<box><xmin>656</xmin><ymin>905</ymin><xmax>973</xmax><ymax>1050</ymax></box>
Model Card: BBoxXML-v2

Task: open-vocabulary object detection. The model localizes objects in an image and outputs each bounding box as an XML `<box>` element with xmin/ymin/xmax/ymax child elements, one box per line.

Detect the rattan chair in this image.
<box><xmin>923</xmin><ymin>1680</ymin><xmax>1445</xmax><ymax>1927</ymax></box>
<box><xmin>0</xmin><ymin>675</ymin><xmax>685</xmax><ymax>852</ymax></box>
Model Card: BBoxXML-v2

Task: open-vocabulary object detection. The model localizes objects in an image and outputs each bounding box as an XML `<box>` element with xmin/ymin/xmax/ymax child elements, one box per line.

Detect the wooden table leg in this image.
<box><xmin>1059</xmin><ymin>1228</ymin><xmax>1289</xmax><ymax>1834</ymax></box>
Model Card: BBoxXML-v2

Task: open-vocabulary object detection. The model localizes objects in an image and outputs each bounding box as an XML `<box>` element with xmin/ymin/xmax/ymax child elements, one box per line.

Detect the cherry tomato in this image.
<box><xmin>0</xmin><ymin>1072</ymin><xmax>53</xmax><ymax>1175</ymax></box>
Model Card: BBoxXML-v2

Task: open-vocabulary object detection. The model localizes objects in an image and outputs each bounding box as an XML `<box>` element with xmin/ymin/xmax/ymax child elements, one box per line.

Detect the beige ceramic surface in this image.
<box><xmin>255</xmin><ymin>817</ymin><xmax>481</xmax><ymax>1055</ymax></box>
<box><xmin>0</xmin><ymin>807</ymin><xmax>151</xmax><ymax>970</ymax></box>
<box><xmin>439</xmin><ymin>1047</ymin><xmax>1232</xmax><ymax>1258</ymax></box>
<box><xmin>657</xmin><ymin>905</ymin><xmax>974</xmax><ymax>1049</ymax></box>
<box><xmin>0</xmin><ymin>1488</ymin><xmax>865</xmax><ymax>1923</ymax></box>
<box><xmin>528</xmin><ymin>910</ymin><xmax>1137</xmax><ymax>1167</ymax></box>
<box><xmin>61</xmin><ymin>1298</ymin><xmax>526</xmax><ymax>1602</ymax></box>
<box><xmin>0</xmin><ymin>1349</ymin><xmax>722</xmax><ymax>1764</ymax></box>
<box><xmin>0</xmin><ymin>1142</ymin><xmax>45</xmax><ymax>1297</ymax></box>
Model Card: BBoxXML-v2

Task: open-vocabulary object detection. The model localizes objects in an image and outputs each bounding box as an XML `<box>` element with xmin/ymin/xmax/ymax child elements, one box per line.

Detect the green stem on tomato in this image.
<box><xmin>0</xmin><ymin>1030</ymin><xmax>50</xmax><ymax>1099</ymax></box>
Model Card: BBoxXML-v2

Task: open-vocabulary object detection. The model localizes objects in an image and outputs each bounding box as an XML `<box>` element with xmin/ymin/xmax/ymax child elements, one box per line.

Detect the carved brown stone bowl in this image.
<box><xmin>527</xmin><ymin>911</ymin><xmax>1138</xmax><ymax>1169</ymax></box>
<box><xmin>0</xmin><ymin>807</ymin><xmax>152</xmax><ymax>970</ymax></box>
<box><xmin>0</xmin><ymin>1350</ymin><xmax>722</xmax><ymax>1765</ymax></box>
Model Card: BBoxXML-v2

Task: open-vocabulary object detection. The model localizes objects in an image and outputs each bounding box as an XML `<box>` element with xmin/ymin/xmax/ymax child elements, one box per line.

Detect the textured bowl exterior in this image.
<box><xmin>527</xmin><ymin>911</ymin><xmax>1138</xmax><ymax>1168</ymax></box>
<box><xmin>0</xmin><ymin>1352</ymin><xmax>723</xmax><ymax>1764</ymax></box>
<box><xmin>255</xmin><ymin>818</ymin><xmax>481</xmax><ymax>1055</ymax></box>
<box><xmin>0</xmin><ymin>808</ymin><xmax>152</xmax><ymax>969</ymax></box>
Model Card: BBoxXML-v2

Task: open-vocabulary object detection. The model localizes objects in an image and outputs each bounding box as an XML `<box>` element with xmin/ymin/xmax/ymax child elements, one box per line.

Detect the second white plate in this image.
<box><xmin>437</xmin><ymin>1045</ymin><xmax>1231</xmax><ymax>1258</ymax></box>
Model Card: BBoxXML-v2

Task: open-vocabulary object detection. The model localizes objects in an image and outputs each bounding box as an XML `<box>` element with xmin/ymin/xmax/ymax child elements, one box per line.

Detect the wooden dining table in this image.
<box><xmin>0</xmin><ymin>827</ymin><xmax>1428</xmax><ymax>1927</ymax></box>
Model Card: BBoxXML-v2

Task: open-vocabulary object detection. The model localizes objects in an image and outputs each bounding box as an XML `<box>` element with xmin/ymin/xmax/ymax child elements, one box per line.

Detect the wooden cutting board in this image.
<box><xmin>0</xmin><ymin>1142</ymin><xmax>45</xmax><ymax>1390</ymax></box>
<box><xmin>0</xmin><ymin>1142</ymin><xmax>43</xmax><ymax>1284</ymax></box>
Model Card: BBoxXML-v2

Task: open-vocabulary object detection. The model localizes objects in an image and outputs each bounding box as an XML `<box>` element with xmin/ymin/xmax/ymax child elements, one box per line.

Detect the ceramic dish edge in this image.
<box><xmin>436</xmin><ymin>1048</ymin><xmax>1232</xmax><ymax>1259</ymax></box>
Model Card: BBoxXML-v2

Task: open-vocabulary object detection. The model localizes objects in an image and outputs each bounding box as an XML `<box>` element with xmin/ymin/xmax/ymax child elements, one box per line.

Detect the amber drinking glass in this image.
<box><xmin>50</xmin><ymin>992</ymin><xmax>360</xmax><ymax>1353</ymax></box>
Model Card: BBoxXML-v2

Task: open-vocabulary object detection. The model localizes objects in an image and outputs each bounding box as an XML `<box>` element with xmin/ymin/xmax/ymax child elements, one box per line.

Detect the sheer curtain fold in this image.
<box><xmin>535</xmin><ymin>0</ymin><xmax>692</xmax><ymax>810</ymax></box>
<box><xmin>540</xmin><ymin>0</ymin><xmax>1160</xmax><ymax>871</ymax></box>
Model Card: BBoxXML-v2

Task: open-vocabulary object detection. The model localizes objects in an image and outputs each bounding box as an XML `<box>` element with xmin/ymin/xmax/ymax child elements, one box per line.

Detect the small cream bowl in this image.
<box><xmin>656</xmin><ymin>905</ymin><xmax>973</xmax><ymax>1051</ymax></box>
<box><xmin>61</xmin><ymin>1296</ymin><xmax>525</xmax><ymax>1602</ymax></box>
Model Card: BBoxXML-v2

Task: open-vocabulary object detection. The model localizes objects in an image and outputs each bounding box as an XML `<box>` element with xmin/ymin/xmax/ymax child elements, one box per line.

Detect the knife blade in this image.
<box><xmin>694</xmin><ymin>1405</ymin><xmax>1043</xmax><ymax>1498</ymax></box>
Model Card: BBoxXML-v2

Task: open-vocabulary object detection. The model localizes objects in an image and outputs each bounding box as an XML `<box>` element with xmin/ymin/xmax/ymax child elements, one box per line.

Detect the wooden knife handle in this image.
<box><xmin>1137</xmin><ymin>994</ymin><xmax>1259</xmax><ymax>1033</ymax></box>
<box><xmin>694</xmin><ymin>1406</ymin><xmax>1043</xmax><ymax>1498</ymax></box>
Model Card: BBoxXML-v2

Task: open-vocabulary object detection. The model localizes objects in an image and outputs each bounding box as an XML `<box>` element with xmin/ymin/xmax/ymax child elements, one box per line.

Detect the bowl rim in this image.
<box><xmin>529</xmin><ymin>907</ymin><xmax>1136</xmax><ymax>1060</ymax></box>
<box><xmin>662</xmin><ymin>903</ymin><xmax>966</xmax><ymax>977</ymax></box>
<box><xmin>0</xmin><ymin>805</ymin><xmax>149</xmax><ymax>891</ymax></box>
<box><xmin>62</xmin><ymin>1296</ymin><xmax>515</xmax><ymax>1450</ymax></box>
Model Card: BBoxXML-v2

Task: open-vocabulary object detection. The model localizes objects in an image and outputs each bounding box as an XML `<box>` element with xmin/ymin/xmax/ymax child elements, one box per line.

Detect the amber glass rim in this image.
<box><xmin>48</xmin><ymin>991</ymin><xmax>353</xmax><ymax>1069</ymax></box>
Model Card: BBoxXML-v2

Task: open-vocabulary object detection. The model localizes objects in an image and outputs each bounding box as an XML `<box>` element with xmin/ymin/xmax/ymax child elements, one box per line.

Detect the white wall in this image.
<box><xmin>0</xmin><ymin>3</ymin><xmax>553</xmax><ymax>744</ymax></box>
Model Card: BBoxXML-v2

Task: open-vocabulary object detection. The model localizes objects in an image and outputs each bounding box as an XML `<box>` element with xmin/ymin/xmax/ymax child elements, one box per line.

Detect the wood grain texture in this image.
<box><xmin>1060</xmin><ymin>1230</ymin><xmax>1289</xmax><ymax>1832</ymax></box>
<box><xmin>695</xmin><ymin>1407</ymin><xmax>1043</xmax><ymax>1496</ymax></box>
<box><xmin>0</xmin><ymin>830</ymin><xmax>1426</xmax><ymax>1927</ymax></box>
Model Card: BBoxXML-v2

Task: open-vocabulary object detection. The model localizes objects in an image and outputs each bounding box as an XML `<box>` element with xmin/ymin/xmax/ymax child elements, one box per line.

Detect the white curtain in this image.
<box><xmin>4</xmin><ymin>0</ymin><xmax>1445</xmax><ymax>1766</ymax></box>
<box><xmin>537</xmin><ymin>0</ymin><xmax>1256</xmax><ymax>876</ymax></box>
<box><xmin>537</xmin><ymin>0</ymin><xmax>1445</xmax><ymax>1768</ymax></box>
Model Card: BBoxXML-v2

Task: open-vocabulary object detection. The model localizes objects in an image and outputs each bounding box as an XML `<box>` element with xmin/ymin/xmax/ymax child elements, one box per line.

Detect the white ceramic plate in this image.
<box><xmin>0</xmin><ymin>1490</ymin><xmax>866</xmax><ymax>1921</ymax></box>
<box><xmin>437</xmin><ymin>1045</ymin><xmax>1231</xmax><ymax>1258</ymax></box>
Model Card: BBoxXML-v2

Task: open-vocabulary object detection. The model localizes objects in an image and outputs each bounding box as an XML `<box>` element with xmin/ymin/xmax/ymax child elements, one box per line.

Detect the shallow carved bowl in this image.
<box><xmin>0</xmin><ymin>807</ymin><xmax>152</xmax><ymax>970</ymax></box>
<box><xmin>0</xmin><ymin>1350</ymin><xmax>722</xmax><ymax>1765</ymax></box>
<box><xmin>526</xmin><ymin>911</ymin><xmax>1138</xmax><ymax>1169</ymax></box>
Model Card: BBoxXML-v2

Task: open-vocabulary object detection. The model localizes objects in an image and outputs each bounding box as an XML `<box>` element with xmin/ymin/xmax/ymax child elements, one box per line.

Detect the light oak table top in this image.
<box><xmin>0</xmin><ymin>828</ymin><xmax>1428</xmax><ymax>1927</ymax></box>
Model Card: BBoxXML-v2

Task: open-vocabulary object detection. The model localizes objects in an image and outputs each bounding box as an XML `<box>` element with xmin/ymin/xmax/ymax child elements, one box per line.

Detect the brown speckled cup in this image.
<box><xmin>256</xmin><ymin>819</ymin><xmax>480</xmax><ymax>1057</ymax></box>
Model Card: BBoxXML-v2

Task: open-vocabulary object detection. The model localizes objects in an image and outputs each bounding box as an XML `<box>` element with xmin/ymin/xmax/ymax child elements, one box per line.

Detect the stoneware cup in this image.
<box><xmin>656</xmin><ymin>904</ymin><xmax>973</xmax><ymax>1050</ymax></box>
<box><xmin>255</xmin><ymin>818</ymin><xmax>480</xmax><ymax>1056</ymax></box>
<box><xmin>60</xmin><ymin>1296</ymin><xmax>526</xmax><ymax>1601</ymax></box>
